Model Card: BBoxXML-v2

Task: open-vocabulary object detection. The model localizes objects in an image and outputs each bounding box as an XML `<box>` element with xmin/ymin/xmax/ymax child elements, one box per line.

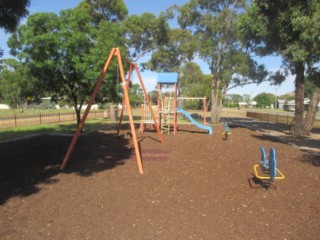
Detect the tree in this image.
<box><xmin>179</xmin><ymin>0</ymin><xmax>273</xmax><ymax>123</ymax></box>
<box><xmin>76</xmin><ymin>0</ymin><xmax>128</xmax><ymax>26</ymax></box>
<box><xmin>302</xmin><ymin>72</ymin><xmax>320</xmax><ymax>135</ymax></box>
<box><xmin>129</xmin><ymin>83</ymin><xmax>143</xmax><ymax>107</ymax></box>
<box><xmin>143</xmin><ymin>27</ymin><xmax>196</xmax><ymax>72</ymax></box>
<box><xmin>0</xmin><ymin>59</ymin><xmax>41</xmax><ymax>108</ymax></box>
<box><xmin>242</xmin><ymin>94</ymin><xmax>251</xmax><ymax>103</ymax></box>
<box><xmin>279</xmin><ymin>93</ymin><xmax>295</xmax><ymax>102</ymax></box>
<box><xmin>148</xmin><ymin>90</ymin><xmax>159</xmax><ymax>105</ymax></box>
<box><xmin>230</xmin><ymin>94</ymin><xmax>243</xmax><ymax>104</ymax></box>
<box><xmin>124</xmin><ymin>13</ymin><xmax>169</xmax><ymax>61</ymax></box>
<box><xmin>179</xmin><ymin>62</ymin><xmax>211</xmax><ymax>98</ymax></box>
<box><xmin>146</xmin><ymin>0</ymin><xmax>271</xmax><ymax>123</ymax></box>
<box><xmin>253</xmin><ymin>92</ymin><xmax>273</xmax><ymax>108</ymax></box>
<box><xmin>8</xmin><ymin>7</ymin><xmax>126</xmax><ymax>125</ymax></box>
<box><xmin>240</xmin><ymin>0</ymin><xmax>320</xmax><ymax>136</ymax></box>
<box><xmin>0</xmin><ymin>0</ymin><xmax>31</xmax><ymax>57</ymax></box>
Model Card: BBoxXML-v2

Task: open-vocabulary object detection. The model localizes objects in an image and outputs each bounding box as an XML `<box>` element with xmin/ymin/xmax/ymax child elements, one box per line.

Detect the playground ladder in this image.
<box><xmin>161</xmin><ymin>96</ymin><xmax>172</xmax><ymax>134</ymax></box>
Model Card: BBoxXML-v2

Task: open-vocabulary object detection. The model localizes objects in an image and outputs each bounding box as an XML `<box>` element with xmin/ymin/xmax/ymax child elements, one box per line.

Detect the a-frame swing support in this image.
<box><xmin>116</xmin><ymin>62</ymin><xmax>163</xmax><ymax>144</ymax></box>
<box><xmin>60</xmin><ymin>48</ymin><xmax>163</xmax><ymax>174</ymax></box>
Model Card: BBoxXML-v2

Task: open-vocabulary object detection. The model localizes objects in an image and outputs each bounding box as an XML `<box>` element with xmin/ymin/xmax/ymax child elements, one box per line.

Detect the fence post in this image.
<box><xmin>59</xmin><ymin>112</ymin><xmax>60</xmax><ymax>122</ymax></box>
<box><xmin>15</xmin><ymin>114</ymin><xmax>17</xmax><ymax>128</ymax></box>
<box><xmin>40</xmin><ymin>113</ymin><xmax>42</xmax><ymax>124</ymax></box>
<box><xmin>268</xmin><ymin>113</ymin><xmax>269</xmax><ymax>123</ymax></box>
<box><xmin>276</xmin><ymin>113</ymin><xmax>278</xmax><ymax>124</ymax></box>
<box><xmin>287</xmin><ymin>114</ymin><xmax>289</xmax><ymax>125</ymax></box>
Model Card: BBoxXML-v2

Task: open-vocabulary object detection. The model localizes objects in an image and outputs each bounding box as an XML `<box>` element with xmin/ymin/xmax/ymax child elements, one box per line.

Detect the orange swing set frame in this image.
<box><xmin>60</xmin><ymin>48</ymin><xmax>163</xmax><ymax>174</ymax></box>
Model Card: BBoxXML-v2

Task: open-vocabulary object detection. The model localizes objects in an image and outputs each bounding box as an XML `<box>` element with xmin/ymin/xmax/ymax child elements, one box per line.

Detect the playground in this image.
<box><xmin>0</xmin><ymin>120</ymin><xmax>319</xmax><ymax>239</ymax></box>
<box><xmin>1</xmin><ymin>48</ymin><xmax>319</xmax><ymax>239</ymax></box>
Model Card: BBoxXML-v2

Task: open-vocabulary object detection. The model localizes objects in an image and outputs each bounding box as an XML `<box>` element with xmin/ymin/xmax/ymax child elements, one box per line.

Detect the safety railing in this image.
<box><xmin>247</xmin><ymin>111</ymin><xmax>320</xmax><ymax>128</ymax></box>
<box><xmin>0</xmin><ymin>110</ymin><xmax>107</xmax><ymax>129</ymax></box>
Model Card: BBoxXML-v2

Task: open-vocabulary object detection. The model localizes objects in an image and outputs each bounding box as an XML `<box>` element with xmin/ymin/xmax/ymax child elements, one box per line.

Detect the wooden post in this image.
<box><xmin>115</xmin><ymin>49</ymin><xmax>144</xmax><ymax>174</ymax></box>
<box><xmin>173</xmin><ymin>83</ymin><xmax>177</xmax><ymax>134</ymax></box>
<box><xmin>158</xmin><ymin>84</ymin><xmax>162</xmax><ymax>130</ymax></box>
<box><xmin>61</xmin><ymin>48</ymin><xmax>162</xmax><ymax>174</ymax></box>
<box><xmin>134</xmin><ymin>63</ymin><xmax>163</xmax><ymax>143</ymax></box>
<box><xmin>117</xmin><ymin>64</ymin><xmax>132</xmax><ymax>135</ymax></box>
<box><xmin>204</xmin><ymin>96</ymin><xmax>207</xmax><ymax>125</ymax></box>
<box><xmin>61</xmin><ymin>48</ymin><xmax>117</xmax><ymax>171</ymax></box>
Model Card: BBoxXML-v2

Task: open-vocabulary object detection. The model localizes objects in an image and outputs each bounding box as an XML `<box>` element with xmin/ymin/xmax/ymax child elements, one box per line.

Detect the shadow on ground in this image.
<box><xmin>223</xmin><ymin>117</ymin><xmax>320</xmax><ymax>167</ymax></box>
<box><xmin>222</xmin><ymin>117</ymin><xmax>291</xmax><ymax>134</ymax></box>
<box><xmin>0</xmin><ymin>129</ymin><xmax>133</xmax><ymax>205</ymax></box>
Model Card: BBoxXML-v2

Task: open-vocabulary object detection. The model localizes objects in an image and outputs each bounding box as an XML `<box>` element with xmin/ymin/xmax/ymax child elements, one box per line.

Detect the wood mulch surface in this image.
<box><xmin>0</xmin><ymin>119</ymin><xmax>319</xmax><ymax>239</ymax></box>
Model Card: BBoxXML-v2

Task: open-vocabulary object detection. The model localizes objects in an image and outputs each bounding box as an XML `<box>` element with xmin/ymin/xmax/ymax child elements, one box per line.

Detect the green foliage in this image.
<box><xmin>304</xmin><ymin>80</ymin><xmax>315</xmax><ymax>99</ymax></box>
<box><xmin>178</xmin><ymin>62</ymin><xmax>211</xmax><ymax>98</ymax></box>
<box><xmin>240</xmin><ymin>0</ymin><xmax>320</xmax><ymax>67</ymax></box>
<box><xmin>280</xmin><ymin>94</ymin><xmax>295</xmax><ymax>102</ymax></box>
<box><xmin>148</xmin><ymin>90</ymin><xmax>158</xmax><ymax>105</ymax></box>
<box><xmin>0</xmin><ymin>59</ymin><xmax>41</xmax><ymax>108</ymax></box>
<box><xmin>8</xmin><ymin>7</ymin><xmax>126</xmax><ymax>124</ymax></box>
<box><xmin>144</xmin><ymin>28</ymin><xmax>196</xmax><ymax>72</ymax></box>
<box><xmin>253</xmin><ymin>92</ymin><xmax>275</xmax><ymax>108</ymax></box>
<box><xmin>33</xmin><ymin>100</ymin><xmax>57</xmax><ymax>110</ymax></box>
<box><xmin>0</xmin><ymin>0</ymin><xmax>30</xmax><ymax>57</ymax></box>
<box><xmin>240</xmin><ymin>0</ymin><xmax>320</xmax><ymax>135</ymax></box>
<box><xmin>79</xmin><ymin>0</ymin><xmax>128</xmax><ymax>25</ymax></box>
<box><xmin>231</xmin><ymin>94</ymin><xmax>244</xmax><ymax>103</ymax></box>
<box><xmin>124</xmin><ymin>13</ymin><xmax>169</xmax><ymax>60</ymax></box>
<box><xmin>129</xmin><ymin>83</ymin><xmax>143</xmax><ymax>107</ymax></box>
<box><xmin>145</xmin><ymin>0</ymin><xmax>271</xmax><ymax>123</ymax></box>
<box><xmin>224</xmin><ymin>94</ymin><xmax>243</xmax><ymax>107</ymax></box>
<box><xmin>0</xmin><ymin>0</ymin><xmax>30</xmax><ymax>32</ymax></box>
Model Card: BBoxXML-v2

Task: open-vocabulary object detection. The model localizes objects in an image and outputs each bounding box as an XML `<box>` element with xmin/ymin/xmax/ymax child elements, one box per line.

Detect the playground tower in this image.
<box><xmin>157</xmin><ymin>73</ymin><xmax>179</xmax><ymax>134</ymax></box>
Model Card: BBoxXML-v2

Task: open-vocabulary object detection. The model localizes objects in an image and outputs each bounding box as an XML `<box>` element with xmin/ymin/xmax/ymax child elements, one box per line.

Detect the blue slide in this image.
<box><xmin>176</xmin><ymin>108</ymin><xmax>212</xmax><ymax>134</ymax></box>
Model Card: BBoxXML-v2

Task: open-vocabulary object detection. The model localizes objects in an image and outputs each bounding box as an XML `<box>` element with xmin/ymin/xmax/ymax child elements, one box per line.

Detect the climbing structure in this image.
<box><xmin>60</xmin><ymin>48</ymin><xmax>163</xmax><ymax>174</ymax></box>
<box><xmin>157</xmin><ymin>73</ymin><xmax>179</xmax><ymax>134</ymax></box>
<box><xmin>160</xmin><ymin>94</ymin><xmax>172</xmax><ymax>134</ymax></box>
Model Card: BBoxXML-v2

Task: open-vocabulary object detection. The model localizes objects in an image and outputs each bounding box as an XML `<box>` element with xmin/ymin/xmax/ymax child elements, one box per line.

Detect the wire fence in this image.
<box><xmin>247</xmin><ymin>111</ymin><xmax>320</xmax><ymax>128</ymax></box>
<box><xmin>0</xmin><ymin>110</ymin><xmax>107</xmax><ymax>130</ymax></box>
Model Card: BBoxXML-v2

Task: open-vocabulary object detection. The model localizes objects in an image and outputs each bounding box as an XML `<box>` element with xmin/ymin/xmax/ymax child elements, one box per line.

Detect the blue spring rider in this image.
<box><xmin>253</xmin><ymin>146</ymin><xmax>285</xmax><ymax>188</ymax></box>
<box><xmin>223</xmin><ymin>122</ymin><xmax>231</xmax><ymax>140</ymax></box>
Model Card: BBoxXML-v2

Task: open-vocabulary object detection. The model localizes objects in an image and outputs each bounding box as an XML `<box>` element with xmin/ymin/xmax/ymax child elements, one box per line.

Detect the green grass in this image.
<box><xmin>0</xmin><ymin>118</ymin><xmax>113</xmax><ymax>142</ymax></box>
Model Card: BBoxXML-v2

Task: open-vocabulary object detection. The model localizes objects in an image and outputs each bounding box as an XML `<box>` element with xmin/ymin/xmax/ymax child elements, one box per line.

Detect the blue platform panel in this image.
<box><xmin>157</xmin><ymin>72</ymin><xmax>179</xmax><ymax>84</ymax></box>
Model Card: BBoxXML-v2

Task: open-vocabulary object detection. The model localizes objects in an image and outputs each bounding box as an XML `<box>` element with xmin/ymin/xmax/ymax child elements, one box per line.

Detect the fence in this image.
<box><xmin>247</xmin><ymin>111</ymin><xmax>320</xmax><ymax>128</ymax></box>
<box><xmin>0</xmin><ymin>110</ymin><xmax>107</xmax><ymax>130</ymax></box>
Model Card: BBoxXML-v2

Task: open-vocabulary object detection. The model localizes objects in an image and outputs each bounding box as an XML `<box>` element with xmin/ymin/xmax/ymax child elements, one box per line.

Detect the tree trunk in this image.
<box><xmin>211</xmin><ymin>75</ymin><xmax>220</xmax><ymax>124</ymax></box>
<box><xmin>302</xmin><ymin>87</ymin><xmax>320</xmax><ymax>135</ymax></box>
<box><xmin>74</xmin><ymin>107</ymin><xmax>81</xmax><ymax>126</ymax></box>
<box><xmin>215</xmin><ymin>97</ymin><xmax>223</xmax><ymax>123</ymax></box>
<box><xmin>290</xmin><ymin>62</ymin><xmax>305</xmax><ymax>136</ymax></box>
